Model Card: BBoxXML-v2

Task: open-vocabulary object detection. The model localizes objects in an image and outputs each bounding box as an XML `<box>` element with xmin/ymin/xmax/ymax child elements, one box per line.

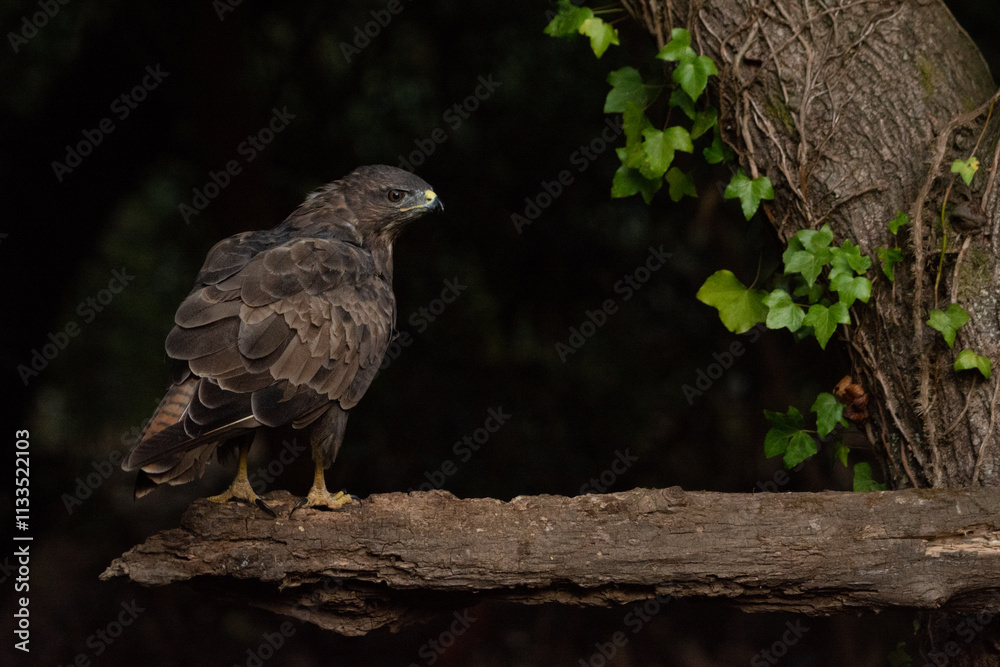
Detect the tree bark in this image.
<box><xmin>619</xmin><ymin>0</ymin><xmax>1000</xmax><ymax>661</ymax></box>
<box><xmin>621</xmin><ymin>0</ymin><xmax>1000</xmax><ymax>490</ymax></box>
<box><xmin>102</xmin><ymin>489</ymin><xmax>1000</xmax><ymax>637</ymax></box>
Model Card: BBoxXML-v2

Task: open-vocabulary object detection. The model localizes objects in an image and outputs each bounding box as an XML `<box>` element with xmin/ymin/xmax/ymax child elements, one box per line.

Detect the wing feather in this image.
<box><xmin>239</xmin><ymin>313</ymin><xmax>292</xmax><ymax>359</ymax></box>
<box><xmin>165</xmin><ymin>318</ymin><xmax>238</xmax><ymax>359</ymax></box>
<box><xmin>131</xmin><ymin>234</ymin><xmax>394</xmax><ymax>474</ymax></box>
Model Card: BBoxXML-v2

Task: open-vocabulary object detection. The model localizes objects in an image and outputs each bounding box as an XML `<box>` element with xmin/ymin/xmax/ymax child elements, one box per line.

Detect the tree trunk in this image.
<box><xmin>103</xmin><ymin>489</ymin><xmax>1000</xmax><ymax>637</ymax></box>
<box><xmin>620</xmin><ymin>0</ymin><xmax>1000</xmax><ymax>661</ymax></box>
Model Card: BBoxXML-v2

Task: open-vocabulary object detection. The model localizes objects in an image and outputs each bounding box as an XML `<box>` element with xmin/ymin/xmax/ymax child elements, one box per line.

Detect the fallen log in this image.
<box><xmin>102</xmin><ymin>487</ymin><xmax>1000</xmax><ymax>636</ymax></box>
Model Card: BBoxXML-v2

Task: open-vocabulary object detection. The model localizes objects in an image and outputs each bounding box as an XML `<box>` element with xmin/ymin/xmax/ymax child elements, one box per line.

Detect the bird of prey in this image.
<box><xmin>122</xmin><ymin>165</ymin><xmax>443</xmax><ymax>513</ymax></box>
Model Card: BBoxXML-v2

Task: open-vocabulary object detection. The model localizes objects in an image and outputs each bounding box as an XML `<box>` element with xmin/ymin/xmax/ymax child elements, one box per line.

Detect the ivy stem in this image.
<box><xmin>933</xmin><ymin>184</ymin><xmax>952</xmax><ymax>310</ymax></box>
<box><xmin>934</xmin><ymin>98</ymin><xmax>996</xmax><ymax>309</ymax></box>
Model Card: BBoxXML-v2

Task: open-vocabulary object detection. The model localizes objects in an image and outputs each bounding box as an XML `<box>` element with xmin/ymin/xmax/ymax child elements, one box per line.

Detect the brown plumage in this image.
<box><xmin>122</xmin><ymin>165</ymin><xmax>443</xmax><ymax>512</ymax></box>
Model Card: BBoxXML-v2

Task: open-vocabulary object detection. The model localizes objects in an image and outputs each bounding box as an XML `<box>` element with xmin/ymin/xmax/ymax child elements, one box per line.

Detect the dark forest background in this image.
<box><xmin>1</xmin><ymin>1</ymin><xmax>998</xmax><ymax>665</ymax></box>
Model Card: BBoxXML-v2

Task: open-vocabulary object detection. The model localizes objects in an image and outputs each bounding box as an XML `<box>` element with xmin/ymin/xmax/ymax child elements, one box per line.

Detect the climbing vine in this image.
<box><xmin>544</xmin><ymin>1</ymin><xmax>991</xmax><ymax>490</ymax></box>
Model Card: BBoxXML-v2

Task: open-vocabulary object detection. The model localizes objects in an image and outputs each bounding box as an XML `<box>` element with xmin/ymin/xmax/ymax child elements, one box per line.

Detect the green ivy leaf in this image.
<box><xmin>853</xmin><ymin>462</ymin><xmax>885</xmax><ymax>491</ymax></box>
<box><xmin>724</xmin><ymin>169</ymin><xmax>774</xmax><ymax>220</ymax></box>
<box><xmin>798</xmin><ymin>225</ymin><xmax>835</xmax><ymax>254</ymax></box>
<box><xmin>673</xmin><ymin>54</ymin><xmax>717</xmax><ymax>101</ymax></box>
<box><xmin>543</xmin><ymin>0</ymin><xmax>591</xmax><ymax>37</ymax></box>
<box><xmin>764</xmin><ymin>407</ymin><xmax>818</xmax><ymax>468</ymax></box>
<box><xmin>604</xmin><ymin>67</ymin><xmax>652</xmax><ymax>113</ymax></box>
<box><xmin>889</xmin><ymin>211</ymin><xmax>910</xmax><ymax>235</ymax></box>
<box><xmin>762</xmin><ymin>289</ymin><xmax>805</xmax><ymax>332</ymax></box>
<box><xmin>784</xmin><ymin>431</ymin><xmax>819</xmax><ymax>468</ymax></box>
<box><xmin>668</xmin><ymin>88</ymin><xmax>696</xmax><ymax>120</ymax></box>
<box><xmin>544</xmin><ymin>1</ymin><xmax>620</xmax><ymax>57</ymax></box>
<box><xmin>828</xmin><ymin>239</ymin><xmax>871</xmax><ymax>281</ymax></box>
<box><xmin>691</xmin><ymin>106</ymin><xmax>718</xmax><ymax>139</ymax></box>
<box><xmin>764</xmin><ymin>407</ymin><xmax>803</xmax><ymax>457</ymax></box>
<box><xmin>802</xmin><ymin>302</ymin><xmax>850</xmax><ymax>349</ymax></box>
<box><xmin>782</xmin><ymin>226</ymin><xmax>835</xmax><ymax>287</ymax></box>
<box><xmin>696</xmin><ymin>270</ymin><xmax>768</xmax><ymax>334</ymax></box>
<box><xmin>579</xmin><ymin>17</ymin><xmax>619</xmax><ymax>57</ymax></box>
<box><xmin>887</xmin><ymin>642</ymin><xmax>913</xmax><ymax>667</ymax></box>
<box><xmin>704</xmin><ymin>127</ymin><xmax>732</xmax><ymax>164</ymax></box>
<box><xmin>655</xmin><ymin>28</ymin><xmax>695</xmax><ymax>62</ymax></box>
<box><xmin>811</xmin><ymin>392</ymin><xmax>847</xmax><ymax>438</ymax></box>
<box><xmin>783</xmin><ymin>245</ymin><xmax>825</xmax><ymax>288</ymax></box>
<box><xmin>875</xmin><ymin>247</ymin><xmax>903</xmax><ymax>282</ymax></box>
<box><xmin>640</xmin><ymin>126</ymin><xmax>692</xmax><ymax>178</ymax></box>
<box><xmin>764</xmin><ymin>407</ymin><xmax>817</xmax><ymax>468</ymax></box>
<box><xmin>783</xmin><ymin>248</ymin><xmax>820</xmax><ymax>286</ymax></box>
<box><xmin>665</xmin><ymin>167</ymin><xmax>697</xmax><ymax>202</ymax></box>
<box><xmin>954</xmin><ymin>349</ymin><xmax>992</xmax><ymax>379</ymax></box>
<box><xmin>619</xmin><ymin>103</ymin><xmax>653</xmax><ymax>169</ymax></box>
<box><xmin>622</xmin><ymin>101</ymin><xmax>651</xmax><ymax>139</ymax></box>
<box><xmin>927</xmin><ymin>303</ymin><xmax>970</xmax><ymax>348</ymax></box>
<box><xmin>830</xmin><ymin>273</ymin><xmax>872</xmax><ymax>308</ymax></box>
<box><xmin>792</xmin><ymin>276</ymin><xmax>825</xmax><ymax>303</ymax></box>
<box><xmin>611</xmin><ymin>164</ymin><xmax>661</xmax><ymax>203</ymax></box>
<box><xmin>833</xmin><ymin>440</ymin><xmax>850</xmax><ymax>467</ymax></box>
<box><xmin>951</xmin><ymin>156</ymin><xmax>980</xmax><ymax>186</ymax></box>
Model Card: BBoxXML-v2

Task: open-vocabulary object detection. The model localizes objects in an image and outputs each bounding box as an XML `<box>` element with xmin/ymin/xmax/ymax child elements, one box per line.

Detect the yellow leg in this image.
<box><xmin>293</xmin><ymin>458</ymin><xmax>355</xmax><ymax>512</ymax></box>
<box><xmin>207</xmin><ymin>445</ymin><xmax>275</xmax><ymax>516</ymax></box>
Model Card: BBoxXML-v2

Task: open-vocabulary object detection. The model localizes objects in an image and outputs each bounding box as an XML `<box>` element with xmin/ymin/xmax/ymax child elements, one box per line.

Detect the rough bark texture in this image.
<box><xmin>103</xmin><ymin>488</ymin><xmax>1000</xmax><ymax>637</ymax></box>
<box><xmin>619</xmin><ymin>0</ymin><xmax>1000</xmax><ymax>661</ymax></box>
<box><xmin>622</xmin><ymin>0</ymin><xmax>1000</xmax><ymax>490</ymax></box>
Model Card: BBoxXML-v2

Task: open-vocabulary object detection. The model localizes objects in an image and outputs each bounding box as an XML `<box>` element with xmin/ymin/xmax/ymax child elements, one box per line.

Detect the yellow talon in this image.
<box><xmin>293</xmin><ymin>460</ymin><xmax>356</xmax><ymax>512</ymax></box>
<box><xmin>208</xmin><ymin>446</ymin><xmax>275</xmax><ymax>516</ymax></box>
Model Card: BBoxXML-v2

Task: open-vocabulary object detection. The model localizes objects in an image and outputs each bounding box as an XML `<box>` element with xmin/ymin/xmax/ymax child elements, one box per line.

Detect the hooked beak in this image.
<box><xmin>402</xmin><ymin>190</ymin><xmax>443</xmax><ymax>214</ymax></box>
<box><xmin>425</xmin><ymin>190</ymin><xmax>444</xmax><ymax>213</ymax></box>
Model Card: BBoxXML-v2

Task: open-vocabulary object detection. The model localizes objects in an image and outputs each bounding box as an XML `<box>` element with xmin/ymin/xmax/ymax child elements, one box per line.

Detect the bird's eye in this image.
<box><xmin>387</xmin><ymin>189</ymin><xmax>405</xmax><ymax>203</ymax></box>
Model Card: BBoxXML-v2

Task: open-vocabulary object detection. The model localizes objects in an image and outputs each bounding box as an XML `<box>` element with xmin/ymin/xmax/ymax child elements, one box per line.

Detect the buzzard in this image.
<box><xmin>122</xmin><ymin>165</ymin><xmax>443</xmax><ymax>513</ymax></box>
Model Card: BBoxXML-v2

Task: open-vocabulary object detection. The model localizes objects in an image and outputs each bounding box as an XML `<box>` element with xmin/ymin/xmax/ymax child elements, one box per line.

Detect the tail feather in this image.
<box><xmin>133</xmin><ymin>442</ymin><xmax>219</xmax><ymax>498</ymax></box>
<box><xmin>123</xmin><ymin>416</ymin><xmax>258</xmax><ymax>471</ymax></box>
<box><xmin>139</xmin><ymin>378</ymin><xmax>198</xmax><ymax>443</ymax></box>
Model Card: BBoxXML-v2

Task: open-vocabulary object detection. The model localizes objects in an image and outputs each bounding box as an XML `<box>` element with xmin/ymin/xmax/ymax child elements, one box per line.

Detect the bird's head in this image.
<box><xmin>340</xmin><ymin>165</ymin><xmax>443</xmax><ymax>243</ymax></box>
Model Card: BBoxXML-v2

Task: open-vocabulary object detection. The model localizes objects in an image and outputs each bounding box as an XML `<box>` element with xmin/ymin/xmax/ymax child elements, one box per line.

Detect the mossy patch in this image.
<box><xmin>915</xmin><ymin>54</ymin><xmax>938</xmax><ymax>98</ymax></box>
<box><xmin>765</xmin><ymin>91</ymin><xmax>796</xmax><ymax>134</ymax></box>
<box><xmin>956</xmin><ymin>244</ymin><xmax>993</xmax><ymax>302</ymax></box>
